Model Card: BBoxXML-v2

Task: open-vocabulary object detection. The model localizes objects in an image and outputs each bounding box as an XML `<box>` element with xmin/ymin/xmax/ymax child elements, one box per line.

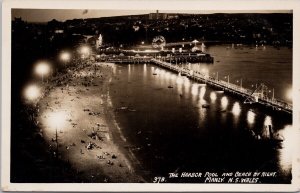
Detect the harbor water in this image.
<box><xmin>109</xmin><ymin>45</ymin><xmax>293</xmax><ymax>183</ymax></box>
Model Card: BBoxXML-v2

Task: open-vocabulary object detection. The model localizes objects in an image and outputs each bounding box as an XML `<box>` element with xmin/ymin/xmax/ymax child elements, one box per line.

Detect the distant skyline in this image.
<box><xmin>12</xmin><ymin>9</ymin><xmax>292</xmax><ymax>23</ymax></box>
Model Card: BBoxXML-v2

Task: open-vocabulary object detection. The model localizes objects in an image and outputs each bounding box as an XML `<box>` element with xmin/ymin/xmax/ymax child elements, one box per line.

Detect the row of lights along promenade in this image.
<box><xmin>150</xmin><ymin>57</ymin><xmax>292</xmax><ymax>114</ymax></box>
<box><xmin>24</xmin><ymin>45</ymin><xmax>292</xmax><ymax>115</ymax></box>
<box><xmin>99</xmin><ymin>49</ymin><xmax>292</xmax><ymax>115</ymax></box>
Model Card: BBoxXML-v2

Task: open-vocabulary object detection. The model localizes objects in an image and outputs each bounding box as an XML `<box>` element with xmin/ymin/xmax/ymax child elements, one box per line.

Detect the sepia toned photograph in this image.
<box><xmin>1</xmin><ymin>0</ymin><xmax>300</xmax><ymax>192</ymax></box>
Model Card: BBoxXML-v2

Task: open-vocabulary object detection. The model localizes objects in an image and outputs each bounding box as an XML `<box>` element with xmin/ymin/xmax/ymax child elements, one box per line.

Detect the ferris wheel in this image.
<box><xmin>152</xmin><ymin>35</ymin><xmax>166</xmax><ymax>49</ymax></box>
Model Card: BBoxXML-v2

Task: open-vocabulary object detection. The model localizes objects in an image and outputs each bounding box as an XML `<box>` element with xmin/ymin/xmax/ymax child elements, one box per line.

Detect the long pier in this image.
<box><xmin>151</xmin><ymin>58</ymin><xmax>292</xmax><ymax>114</ymax></box>
<box><xmin>104</xmin><ymin>57</ymin><xmax>152</xmax><ymax>64</ymax></box>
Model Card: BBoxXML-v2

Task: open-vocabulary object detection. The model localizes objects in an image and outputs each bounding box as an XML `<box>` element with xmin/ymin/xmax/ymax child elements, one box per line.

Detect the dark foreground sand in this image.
<box><xmin>38</xmin><ymin>61</ymin><xmax>145</xmax><ymax>182</ymax></box>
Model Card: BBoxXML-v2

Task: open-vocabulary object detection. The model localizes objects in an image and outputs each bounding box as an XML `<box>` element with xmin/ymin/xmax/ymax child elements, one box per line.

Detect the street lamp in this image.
<box><xmin>46</xmin><ymin>111</ymin><xmax>67</xmax><ymax>131</ymax></box>
<box><xmin>60</xmin><ymin>52</ymin><xmax>71</xmax><ymax>63</ymax></box>
<box><xmin>35</xmin><ymin>62</ymin><xmax>50</xmax><ymax>82</ymax></box>
<box><xmin>46</xmin><ymin>111</ymin><xmax>68</xmax><ymax>157</ymax></box>
<box><xmin>81</xmin><ymin>46</ymin><xmax>89</xmax><ymax>54</ymax></box>
<box><xmin>236</xmin><ymin>79</ymin><xmax>242</xmax><ymax>88</ymax></box>
<box><xmin>80</xmin><ymin>46</ymin><xmax>90</xmax><ymax>58</ymax></box>
<box><xmin>224</xmin><ymin>75</ymin><xmax>230</xmax><ymax>85</ymax></box>
<box><xmin>24</xmin><ymin>84</ymin><xmax>41</xmax><ymax>102</ymax></box>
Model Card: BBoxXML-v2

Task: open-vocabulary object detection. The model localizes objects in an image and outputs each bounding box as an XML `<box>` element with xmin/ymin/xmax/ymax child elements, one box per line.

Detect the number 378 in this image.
<box><xmin>153</xmin><ymin>176</ymin><xmax>166</xmax><ymax>183</ymax></box>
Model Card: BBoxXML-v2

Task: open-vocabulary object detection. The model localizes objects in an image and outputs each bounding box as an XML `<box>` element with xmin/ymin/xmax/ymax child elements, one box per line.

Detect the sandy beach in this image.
<box><xmin>37</xmin><ymin>60</ymin><xmax>144</xmax><ymax>182</ymax></box>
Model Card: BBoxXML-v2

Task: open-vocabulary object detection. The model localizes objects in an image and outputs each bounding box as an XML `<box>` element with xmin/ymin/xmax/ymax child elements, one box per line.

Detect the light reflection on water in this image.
<box><xmin>184</xmin><ymin>77</ymin><xmax>191</xmax><ymax>94</ymax></box>
<box><xmin>231</xmin><ymin>102</ymin><xmax>241</xmax><ymax>126</ymax></box>
<box><xmin>232</xmin><ymin>102</ymin><xmax>241</xmax><ymax>116</ymax></box>
<box><xmin>109</xmin><ymin>62</ymin><xmax>292</xmax><ymax>182</ymax></box>
<box><xmin>199</xmin><ymin>86</ymin><xmax>206</xmax><ymax>100</ymax></box>
<box><xmin>278</xmin><ymin>125</ymin><xmax>294</xmax><ymax>173</ymax></box>
<box><xmin>171</xmin><ymin>74</ymin><xmax>177</xmax><ymax>81</ymax></box>
<box><xmin>165</xmin><ymin>72</ymin><xmax>170</xmax><ymax>80</ymax></box>
<box><xmin>193</xmin><ymin>45</ymin><xmax>292</xmax><ymax>103</ymax></box>
<box><xmin>210</xmin><ymin>92</ymin><xmax>217</xmax><ymax>103</ymax></box>
<box><xmin>247</xmin><ymin>110</ymin><xmax>256</xmax><ymax>127</ymax></box>
<box><xmin>264</xmin><ymin>115</ymin><xmax>273</xmax><ymax>126</ymax></box>
<box><xmin>112</xmin><ymin>65</ymin><xmax>117</xmax><ymax>74</ymax></box>
<box><xmin>143</xmin><ymin>64</ymin><xmax>147</xmax><ymax>77</ymax></box>
<box><xmin>221</xmin><ymin>96</ymin><xmax>229</xmax><ymax>109</ymax></box>
<box><xmin>191</xmin><ymin>83</ymin><xmax>199</xmax><ymax>96</ymax></box>
<box><xmin>176</xmin><ymin>75</ymin><xmax>183</xmax><ymax>85</ymax></box>
<box><xmin>128</xmin><ymin>64</ymin><xmax>131</xmax><ymax>72</ymax></box>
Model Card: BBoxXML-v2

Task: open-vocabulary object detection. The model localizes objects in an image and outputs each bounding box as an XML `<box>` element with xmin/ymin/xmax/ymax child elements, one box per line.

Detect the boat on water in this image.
<box><xmin>261</xmin><ymin>125</ymin><xmax>284</xmax><ymax>143</ymax></box>
<box><xmin>247</xmin><ymin>125</ymin><xmax>284</xmax><ymax>146</ymax></box>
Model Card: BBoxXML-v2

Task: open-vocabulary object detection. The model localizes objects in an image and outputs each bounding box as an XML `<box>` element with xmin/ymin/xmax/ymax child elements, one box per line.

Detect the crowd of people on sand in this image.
<box><xmin>12</xmin><ymin>56</ymin><xmax>105</xmax><ymax>182</ymax></box>
<box><xmin>25</xmin><ymin>55</ymin><xmax>136</xmax><ymax>182</ymax></box>
<box><xmin>16</xmin><ymin>49</ymin><xmax>152</xmax><ymax>182</ymax></box>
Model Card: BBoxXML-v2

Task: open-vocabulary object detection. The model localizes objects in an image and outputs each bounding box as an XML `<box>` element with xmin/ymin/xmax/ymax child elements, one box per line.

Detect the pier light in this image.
<box><xmin>60</xmin><ymin>52</ymin><xmax>71</xmax><ymax>62</ymax></box>
<box><xmin>35</xmin><ymin>61</ymin><xmax>51</xmax><ymax>82</ymax></box>
<box><xmin>24</xmin><ymin>84</ymin><xmax>41</xmax><ymax>102</ymax></box>
<box><xmin>190</xmin><ymin>70</ymin><xmax>194</xmax><ymax>76</ymax></box>
<box><xmin>224</xmin><ymin>75</ymin><xmax>230</xmax><ymax>84</ymax></box>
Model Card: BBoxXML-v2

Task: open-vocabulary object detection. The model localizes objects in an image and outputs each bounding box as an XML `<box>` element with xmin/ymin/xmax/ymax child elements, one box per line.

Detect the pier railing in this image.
<box><xmin>151</xmin><ymin>58</ymin><xmax>292</xmax><ymax>114</ymax></box>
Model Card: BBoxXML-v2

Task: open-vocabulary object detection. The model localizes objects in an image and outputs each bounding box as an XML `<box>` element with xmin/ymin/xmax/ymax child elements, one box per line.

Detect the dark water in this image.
<box><xmin>109</xmin><ymin>45</ymin><xmax>293</xmax><ymax>183</ymax></box>
<box><xmin>203</xmin><ymin>45</ymin><xmax>292</xmax><ymax>103</ymax></box>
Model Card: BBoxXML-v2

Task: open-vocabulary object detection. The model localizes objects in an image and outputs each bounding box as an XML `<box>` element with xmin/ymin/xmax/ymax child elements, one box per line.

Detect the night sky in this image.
<box><xmin>11</xmin><ymin>9</ymin><xmax>292</xmax><ymax>22</ymax></box>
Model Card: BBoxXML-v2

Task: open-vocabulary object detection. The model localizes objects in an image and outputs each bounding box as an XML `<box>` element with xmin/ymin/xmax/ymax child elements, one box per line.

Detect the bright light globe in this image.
<box><xmin>24</xmin><ymin>84</ymin><xmax>40</xmax><ymax>101</ymax></box>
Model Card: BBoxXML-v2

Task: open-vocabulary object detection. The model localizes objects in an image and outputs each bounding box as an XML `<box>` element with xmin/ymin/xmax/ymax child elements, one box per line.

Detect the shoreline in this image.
<box><xmin>37</xmin><ymin>60</ymin><xmax>145</xmax><ymax>182</ymax></box>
